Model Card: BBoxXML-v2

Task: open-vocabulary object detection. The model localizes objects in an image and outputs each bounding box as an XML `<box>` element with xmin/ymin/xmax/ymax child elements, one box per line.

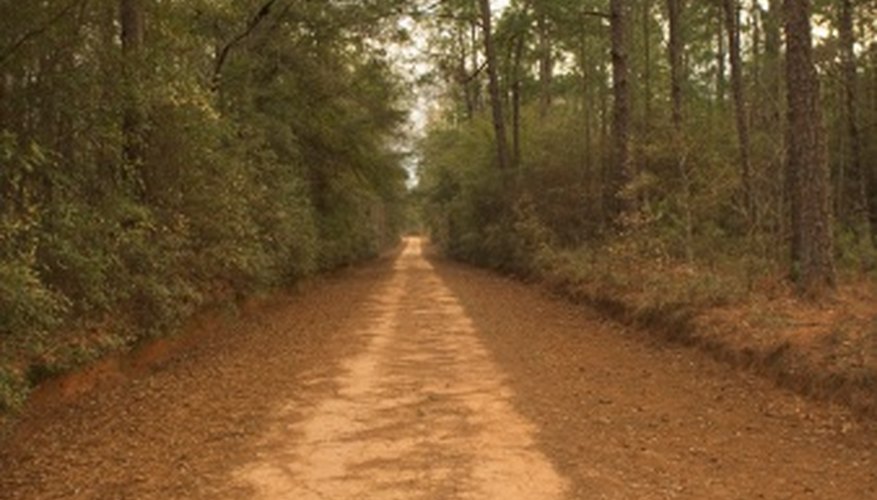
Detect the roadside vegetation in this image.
<box><xmin>417</xmin><ymin>0</ymin><xmax>877</xmax><ymax>415</ymax></box>
<box><xmin>0</xmin><ymin>0</ymin><xmax>411</xmax><ymax>415</ymax></box>
<box><xmin>4</xmin><ymin>0</ymin><xmax>877</xmax><ymax>423</ymax></box>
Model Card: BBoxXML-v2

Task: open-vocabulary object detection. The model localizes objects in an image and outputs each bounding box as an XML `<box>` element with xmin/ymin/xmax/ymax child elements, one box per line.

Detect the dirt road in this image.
<box><xmin>2</xmin><ymin>238</ymin><xmax>876</xmax><ymax>499</ymax></box>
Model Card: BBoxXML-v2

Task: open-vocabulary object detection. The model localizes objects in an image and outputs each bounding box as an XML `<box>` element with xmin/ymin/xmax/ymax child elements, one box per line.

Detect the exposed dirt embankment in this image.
<box><xmin>0</xmin><ymin>246</ymin><xmax>405</xmax><ymax>433</ymax></box>
<box><xmin>540</xmin><ymin>263</ymin><xmax>877</xmax><ymax>420</ymax></box>
<box><xmin>2</xmin><ymin>238</ymin><xmax>876</xmax><ymax>499</ymax></box>
<box><xmin>432</xmin><ymin>255</ymin><xmax>877</xmax><ymax>499</ymax></box>
<box><xmin>0</xmin><ymin>259</ymin><xmax>387</xmax><ymax>498</ymax></box>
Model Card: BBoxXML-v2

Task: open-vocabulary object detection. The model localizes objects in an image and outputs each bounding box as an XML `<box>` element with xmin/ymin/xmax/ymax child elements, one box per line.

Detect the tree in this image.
<box><xmin>0</xmin><ymin>0</ymin><xmax>409</xmax><ymax>393</ymax></box>
<box><xmin>642</xmin><ymin>0</ymin><xmax>654</xmax><ymax>131</ymax></box>
<box><xmin>785</xmin><ymin>0</ymin><xmax>835</xmax><ymax>294</ymax></box>
<box><xmin>761</xmin><ymin>0</ymin><xmax>785</xmax><ymax>246</ymax></box>
<box><xmin>536</xmin><ymin>6</ymin><xmax>553</xmax><ymax>116</ymax></box>
<box><xmin>509</xmin><ymin>6</ymin><xmax>530</xmax><ymax>168</ymax></box>
<box><xmin>416</xmin><ymin>0</ymin><xmax>868</xmax><ymax>296</ymax></box>
<box><xmin>120</xmin><ymin>0</ymin><xmax>145</xmax><ymax>191</ymax></box>
<box><xmin>609</xmin><ymin>0</ymin><xmax>632</xmax><ymax>220</ymax></box>
<box><xmin>723</xmin><ymin>0</ymin><xmax>753</xmax><ymax>222</ymax></box>
<box><xmin>838</xmin><ymin>0</ymin><xmax>871</xmax><ymax>240</ymax></box>
<box><xmin>478</xmin><ymin>0</ymin><xmax>511</xmax><ymax>171</ymax></box>
<box><xmin>667</xmin><ymin>0</ymin><xmax>695</xmax><ymax>261</ymax></box>
<box><xmin>668</xmin><ymin>0</ymin><xmax>683</xmax><ymax>131</ymax></box>
<box><xmin>715</xmin><ymin>6</ymin><xmax>726</xmax><ymax>103</ymax></box>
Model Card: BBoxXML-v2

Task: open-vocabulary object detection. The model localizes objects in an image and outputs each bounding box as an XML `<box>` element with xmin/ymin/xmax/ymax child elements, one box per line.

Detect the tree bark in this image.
<box><xmin>512</xmin><ymin>26</ymin><xmax>526</xmax><ymax>168</ymax></box>
<box><xmin>751</xmin><ymin>2</ymin><xmax>762</xmax><ymax>91</ymax></box>
<box><xmin>457</xmin><ymin>25</ymin><xmax>475</xmax><ymax>121</ymax></box>
<box><xmin>120</xmin><ymin>0</ymin><xmax>145</xmax><ymax>190</ymax></box>
<box><xmin>643</xmin><ymin>0</ymin><xmax>653</xmax><ymax>131</ymax></box>
<box><xmin>477</xmin><ymin>0</ymin><xmax>510</xmax><ymax>171</ymax></box>
<box><xmin>724</xmin><ymin>0</ymin><xmax>753</xmax><ymax>221</ymax></box>
<box><xmin>667</xmin><ymin>0</ymin><xmax>683</xmax><ymax>131</ymax></box>
<box><xmin>784</xmin><ymin>0</ymin><xmax>836</xmax><ymax>295</ymax></box>
<box><xmin>580</xmin><ymin>25</ymin><xmax>593</xmax><ymax>179</ymax></box>
<box><xmin>668</xmin><ymin>0</ymin><xmax>692</xmax><ymax>260</ymax></box>
<box><xmin>120</xmin><ymin>0</ymin><xmax>144</xmax><ymax>52</ymax></box>
<box><xmin>716</xmin><ymin>8</ymin><xmax>726</xmax><ymax>104</ymax></box>
<box><xmin>609</xmin><ymin>0</ymin><xmax>632</xmax><ymax>220</ymax></box>
<box><xmin>764</xmin><ymin>0</ymin><xmax>782</xmax><ymax>114</ymax></box>
<box><xmin>764</xmin><ymin>0</ymin><xmax>785</xmax><ymax>248</ymax></box>
<box><xmin>537</xmin><ymin>12</ymin><xmax>552</xmax><ymax>116</ymax></box>
<box><xmin>470</xmin><ymin>21</ymin><xmax>482</xmax><ymax>113</ymax></box>
<box><xmin>839</xmin><ymin>0</ymin><xmax>871</xmax><ymax>237</ymax></box>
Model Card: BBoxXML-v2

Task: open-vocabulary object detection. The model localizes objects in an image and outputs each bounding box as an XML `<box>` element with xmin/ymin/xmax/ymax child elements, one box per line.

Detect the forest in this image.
<box><xmin>2</xmin><ymin>2</ymin><xmax>877</xmax><ymax>497</ymax></box>
<box><xmin>420</xmin><ymin>0</ymin><xmax>874</xmax><ymax>290</ymax></box>
<box><xmin>0</xmin><ymin>0</ymin><xmax>411</xmax><ymax>411</ymax></box>
<box><xmin>416</xmin><ymin>0</ymin><xmax>877</xmax><ymax>419</ymax></box>
<box><xmin>2</xmin><ymin>0</ymin><xmax>877</xmax><ymax>422</ymax></box>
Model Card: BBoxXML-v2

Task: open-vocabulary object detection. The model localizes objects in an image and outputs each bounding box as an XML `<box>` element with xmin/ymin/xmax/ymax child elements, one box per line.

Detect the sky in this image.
<box><xmin>494</xmin><ymin>0</ymin><xmax>510</xmax><ymax>12</ymax></box>
<box><xmin>399</xmin><ymin>0</ymin><xmax>510</xmax><ymax>137</ymax></box>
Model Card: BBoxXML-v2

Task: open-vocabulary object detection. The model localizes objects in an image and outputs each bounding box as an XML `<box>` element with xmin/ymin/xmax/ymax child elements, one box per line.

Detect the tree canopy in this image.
<box><xmin>0</xmin><ymin>0</ymin><xmax>414</xmax><ymax>408</ymax></box>
<box><xmin>3</xmin><ymin>0</ymin><xmax>877</xmax><ymax>410</ymax></box>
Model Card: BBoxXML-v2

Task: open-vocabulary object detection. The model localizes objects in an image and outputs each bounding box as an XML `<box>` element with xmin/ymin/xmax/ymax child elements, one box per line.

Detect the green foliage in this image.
<box><xmin>0</xmin><ymin>367</ymin><xmax>27</xmax><ymax>413</ymax></box>
<box><xmin>418</xmin><ymin>0</ymin><xmax>877</xmax><ymax>314</ymax></box>
<box><xmin>0</xmin><ymin>135</ymin><xmax>69</xmax><ymax>338</ymax></box>
<box><xmin>0</xmin><ymin>261</ymin><xmax>68</xmax><ymax>338</ymax></box>
<box><xmin>543</xmin><ymin>241</ymin><xmax>746</xmax><ymax>311</ymax></box>
<box><xmin>836</xmin><ymin>227</ymin><xmax>877</xmax><ymax>275</ymax></box>
<box><xmin>0</xmin><ymin>0</ymin><xmax>408</xmax><ymax>414</ymax></box>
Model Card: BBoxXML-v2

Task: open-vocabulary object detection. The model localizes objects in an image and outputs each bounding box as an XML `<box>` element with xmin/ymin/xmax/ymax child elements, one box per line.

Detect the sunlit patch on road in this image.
<box><xmin>235</xmin><ymin>237</ymin><xmax>567</xmax><ymax>499</ymax></box>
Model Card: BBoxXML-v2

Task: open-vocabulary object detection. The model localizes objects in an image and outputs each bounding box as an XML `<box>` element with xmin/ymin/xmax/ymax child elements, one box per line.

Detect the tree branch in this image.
<box><xmin>459</xmin><ymin>60</ymin><xmax>488</xmax><ymax>85</ymax></box>
<box><xmin>212</xmin><ymin>0</ymin><xmax>278</xmax><ymax>90</ymax></box>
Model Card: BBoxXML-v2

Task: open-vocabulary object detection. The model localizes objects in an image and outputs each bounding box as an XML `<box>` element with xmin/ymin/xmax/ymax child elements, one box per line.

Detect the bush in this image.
<box><xmin>0</xmin><ymin>260</ymin><xmax>68</xmax><ymax>339</ymax></box>
<box><xmin>0</xmin><ymin>367</ymin><xmax>27</xmax><ymax>413</ymax></box>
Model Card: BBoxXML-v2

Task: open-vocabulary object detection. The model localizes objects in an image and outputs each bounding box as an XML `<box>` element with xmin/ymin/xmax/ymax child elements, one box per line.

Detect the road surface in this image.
<box><xmin>1</xmin><ymin>238</ymin><xmax>875</xmax><ymax>499</ymax></box>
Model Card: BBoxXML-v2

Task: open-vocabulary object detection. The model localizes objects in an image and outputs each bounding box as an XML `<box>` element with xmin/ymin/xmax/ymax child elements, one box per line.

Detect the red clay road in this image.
<box><xmin>1</xmin><ymin>237</ymin><xmax>875</xmax><ymax>499</ymax></box>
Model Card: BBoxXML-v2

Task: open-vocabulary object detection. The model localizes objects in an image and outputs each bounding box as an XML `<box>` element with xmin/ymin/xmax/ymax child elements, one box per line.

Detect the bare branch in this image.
<box><xmin>459</xmin><ymin>60</ymin><xmax>488</xmax><ymax>85</ymax></box>
<box><xmin>212</xmin><ymin>0</ymin><xmax>279</xmax><ymax>91</ymax></box>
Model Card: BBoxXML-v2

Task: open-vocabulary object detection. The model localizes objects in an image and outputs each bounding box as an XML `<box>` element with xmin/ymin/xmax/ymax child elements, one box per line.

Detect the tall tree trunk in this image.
<box><xmin>751</xmin><ymin>2</ymin><xmax>762</xmax><ymax>92</ymax></box>
<box><xmin>580</xmin><ymin>26</ymin><xmax>594</xmax><ymax>182</ymax></box>
<box><xmin>643</xmin><ymin>0</ymin><xmax>653</xmax><ymax>132</ymax></box>
<box><xmin>512</xmin><ymin>27</ymin><xmax>526</xmax><ymax>168</ymax></box>
<box><xmin>764</xmin><ymin>0</ymin><xmax>782</xmax><ymax>118</ymax></box>
<box><xmin>716</xmin><ymin>9</ymin><xmax>726</xmax><ymax>104</ymax></box>
<box><xmin>839</xmin><ymin>0</ymin><xmax>871</xmax><ymax>239</ymax></box>
<box><xmin>470</xmin><ymin>21</ymin><xmax>482</xmax><ymax>113</ymax></box>
<box><xmin>609</xmin><ymin>0</ymin><xmax>632</xmax><ymax>220</ymax></box>
<box><xmin>57</xmin><ymin>0</ymin><xmax>90</xmax><ymax>164</ymax></box>
<box><xmin>120</xmin><ymin>0</ymin><xmax>145</xmax><ymax>189</ymax></box>
<box><xmin>784</xmin><ymin>0</ymin><xmax>836</xmax><ymax>295</ymax></box>
<box><xmin>764</xmin><ymin>0</ymin><xmax>785</xmax><ymax>250</ymax></box>
<box><xmin>537</xmin><ymin>13</ymin><xmax>552</xmax><ymax>116</ymax></box>
<box><xmin>668</xmin><ymin>0</ymin><xmax>683</xmax><ymax>131</ymax></box>
<box><xmin>457</xmin><ymin>25</ymin><xmax>475</xmax><ymax>121</ymax></box>
<box><xmin>668</xmin><ymin>0</ymin><xmax>692</xmax><ymax>260</ymax></box>
<box><xmin>0</xmin><ymin>73</ymin><xmax>9</xmax><ymax>134</ymax></box>
<box><xmin>477</xmin><ymin>0</ymin><xmax>510</xmax><ymax>171</ymax></box>
<box><xmin>724</xmin><ymin>0</ymin><xmax>753</xmax><ymax>222</ymax></box>
<box><xmin>641</xmin><ymin>0</ymin><xmax>653</xmax><ymax>211</ymax></box>
<box><xmin>598</xmin><ymin>53</ymin><xmax>609</xmax><ymax>227</ymax></box>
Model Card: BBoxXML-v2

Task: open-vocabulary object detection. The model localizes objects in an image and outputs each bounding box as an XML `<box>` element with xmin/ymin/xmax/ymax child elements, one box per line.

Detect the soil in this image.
<box><xmin>1</xmin><ymin>237</ymin><xmax>876</xmax><ymax>499</ymax></box>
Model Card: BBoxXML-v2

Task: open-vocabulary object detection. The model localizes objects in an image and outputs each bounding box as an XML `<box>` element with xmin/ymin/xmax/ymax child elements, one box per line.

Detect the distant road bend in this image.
<box><xmin>1</xmin><ymin>237</ymin><xmax>875</xmax><ymax>499</ymax></box>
